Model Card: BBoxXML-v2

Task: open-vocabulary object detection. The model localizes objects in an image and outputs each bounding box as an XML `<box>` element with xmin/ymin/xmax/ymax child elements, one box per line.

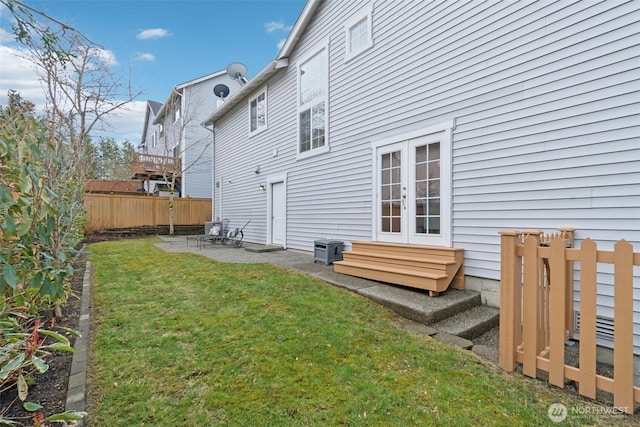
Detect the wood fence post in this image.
<box><xmin>499</xmin><ymin>230</ymin><xmax>520</xmax><ymax>371</ymax></box>
<box><xmin>579</xmin><ymin>238</ymin><xmax>597</xmax><ymax>399</ymax></box>
<box><xmin>558</xmin><ymin>227</ymin><xmax>576</xmax><ymax>338</ymax></box>
<box><xmin>522</xmin><ymin>230</ymin><xmax>542</xmax><ymax>378</ymax></box>
<box><xmin>549</xmin><ymin>237</ymin><xmax>567</xmax><ymax>387</ymax></box>
<box><xmin>613</xmin><ymin>239</ymin><xmax>634</xmax><ymax>414</ymax></box>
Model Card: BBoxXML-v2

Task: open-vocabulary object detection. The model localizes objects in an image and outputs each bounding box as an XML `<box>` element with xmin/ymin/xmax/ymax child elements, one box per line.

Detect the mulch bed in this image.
<box><xmin>0</xmin><ymin>254</ymin><xmax>85</xmax><ymax>425</ymax></box>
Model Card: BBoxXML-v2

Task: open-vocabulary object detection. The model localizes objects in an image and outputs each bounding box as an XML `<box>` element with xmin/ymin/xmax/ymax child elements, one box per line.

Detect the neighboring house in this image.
<box><xmin>204</xmin><ymin>0</ymin><xmax>640</xmax><ymax>354</ymax></box>
<box><xmin>138</xmin><ymin>100</ymin><xmax>163</xmax><ymax>156</ymax></box>
<box><xmin>133</xmin><ymin>70</ymin><xmax>244</xmax><ymax>198</ymax></box>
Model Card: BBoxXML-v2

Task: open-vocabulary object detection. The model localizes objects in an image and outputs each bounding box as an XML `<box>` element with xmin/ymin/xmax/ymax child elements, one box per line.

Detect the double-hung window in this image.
<box><xmin>345</xmin><ymin>5</ymin><xmax>373</xmax><ymax>61</ymax></box>
<box><xmin>152</xmin><ymin>131</ymin><xmax>157</xmax><ymax>149</ymax></box>
<box><xmin>249</xmin><ymin>87</ymin><xmax>267</xmax><ymax>135</ymax></box>
<box><xmin>298</xmin><ymin>44</ymin><xmax>328</xmax><ymax>157</ymax></box>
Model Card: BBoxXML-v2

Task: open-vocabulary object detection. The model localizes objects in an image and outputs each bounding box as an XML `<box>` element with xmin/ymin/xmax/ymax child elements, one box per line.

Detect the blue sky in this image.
<box><xmin>0</xmin><ymin>0</ymin><xmax>306</xmax><ymax>143</ymax></box>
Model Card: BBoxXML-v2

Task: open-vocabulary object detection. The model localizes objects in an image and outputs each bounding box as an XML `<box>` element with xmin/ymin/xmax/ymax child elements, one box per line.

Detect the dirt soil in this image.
<box><xmin>0</xmin><ymin>255</ymin><xmax>85</xmax><ymax>425</ymax></box>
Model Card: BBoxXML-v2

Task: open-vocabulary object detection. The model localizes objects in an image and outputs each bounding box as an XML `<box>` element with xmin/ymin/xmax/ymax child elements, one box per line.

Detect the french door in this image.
<box><xmin>375</xmin><ymin>131</ymin><xmax>451</xmax><ymax>247</ymax></box>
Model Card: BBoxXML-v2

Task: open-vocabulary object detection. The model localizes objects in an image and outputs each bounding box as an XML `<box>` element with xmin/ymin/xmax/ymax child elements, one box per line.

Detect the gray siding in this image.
<box><xmin>212</xmin><ymin>0</ymin><xmax>639</xmax><ymax>349</ymax></box>
<box><xmin>144</xmin><ymin>73</ymin><xmax>241</xmax><ymax>199</ymax></box>
<box><xmin>182</xmin><ymin>74</ymin><xmax>240</xmax><ymax>199</ymax></box>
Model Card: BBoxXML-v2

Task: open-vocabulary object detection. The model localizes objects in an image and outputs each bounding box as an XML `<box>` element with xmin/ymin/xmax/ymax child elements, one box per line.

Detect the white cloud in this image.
<box><xmin>136</xmin><ymin>28</ymin><xmax>171</xmax><ymax>40</ymax></box>
<box><xmin>0</xmin><ymin>43</ymin><xmax>144</xmax><ymax>144</ymax></box>
<box><xmin>88</xmin><ymin>47</ymin><xmax>118</xmax><ymax>66</ymax></box>
<box><xmin>0</xmin><ymin>44</ymin><xmax>46</xmax><ymax>108</ymax></box>
<box><xmin>98</xmin><ymin>100</ymin><xmax>147</xmax><ymax>144</ymax></box>
<box><xmin>265</xmin><ymin>21</ymin><xmax>292</xmax><ymax>33</ymax></box>
<box><xmin>133</xmin><ymin>52</ymin><xmax>155</xmax><ymax>62</ymax></box>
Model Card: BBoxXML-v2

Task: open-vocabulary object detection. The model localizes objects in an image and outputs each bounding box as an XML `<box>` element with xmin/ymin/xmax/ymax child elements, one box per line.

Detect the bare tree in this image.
<box><xmin>154</xmin><ymin>90</ymin><xmax>212</xmax><ymax>235</ymax></box>
<box><xmin>3</xmin><ymin>0</ymin><xmax>142</xmax><ymax>253</ymax></box>
<box><xmin>28</xmin><ymin>33</ymin><xmax>141</xmax><ymax>247</ymax></box>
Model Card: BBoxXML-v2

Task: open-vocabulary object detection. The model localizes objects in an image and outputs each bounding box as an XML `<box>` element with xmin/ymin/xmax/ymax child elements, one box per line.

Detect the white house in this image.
<box><xmin>135</xmin><ymin>69</ymin><xmax>244</xmax><ymax>198</ymax></box>
<box><xmin>204</xmin><ymin>0</ymin><xmax>640</xmax><ymax>354</ymax></box>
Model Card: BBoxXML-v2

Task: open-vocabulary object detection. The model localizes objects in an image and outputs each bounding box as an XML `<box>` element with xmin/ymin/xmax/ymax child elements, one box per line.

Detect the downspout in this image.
<box><xmin>203</xmin><ymin>123</ymin><xmax>217</xmax><ymax>221</ymax></box>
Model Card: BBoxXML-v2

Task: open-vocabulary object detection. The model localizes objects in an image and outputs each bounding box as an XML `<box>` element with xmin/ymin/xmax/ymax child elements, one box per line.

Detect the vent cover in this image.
<box><xmin>574</xmin><ymin>311</ymin><xmax>615</xmax><ymax>341</ymax></box>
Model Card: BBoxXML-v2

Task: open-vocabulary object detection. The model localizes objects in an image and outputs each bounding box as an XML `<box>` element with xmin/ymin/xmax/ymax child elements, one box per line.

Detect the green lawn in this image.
<box><xmin>86</xmin><ymin>238</ymin><xmax>626</xmax><ymax>426</ymax></box>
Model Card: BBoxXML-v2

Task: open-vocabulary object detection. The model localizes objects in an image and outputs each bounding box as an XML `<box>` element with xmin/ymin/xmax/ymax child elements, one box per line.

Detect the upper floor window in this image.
<box><xmin>152</xmin><ymin>131</ymin><xmax>157</xmax><ymax>149</ymax></box>
<box><xmin>345</xmin><ymin>5</ymin><xmax>373</xmax><ymax>61</ymax></box>
<box><xmin>173</xmin><ymin>96</ymin><xmax>182</xmax><ymax>123</ymax></box>
<box><xmin>249</xmin><ymin>87</ymin><xmax>267</xmax><ymax>135</ymax></box>
<box><xmin>298</xmin><ymin>44</ymin><xmax>328</xmax><ymax>157</ymax></box>
<box><xmin>159</xmin><ymin>123</ymin><xmax>164</xmax><ymax>138</ymax></box>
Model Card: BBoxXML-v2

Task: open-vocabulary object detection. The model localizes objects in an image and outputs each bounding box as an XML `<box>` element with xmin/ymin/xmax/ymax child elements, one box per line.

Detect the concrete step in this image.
<box><xmin>430</xmin><ymin>305</ymin><xmax>500</xmax><ymax>340</ymax></box>
<box><xmin>357</xmin><ymin>284</ymin><xmax>481</xmax><ymax>326</ymax></box>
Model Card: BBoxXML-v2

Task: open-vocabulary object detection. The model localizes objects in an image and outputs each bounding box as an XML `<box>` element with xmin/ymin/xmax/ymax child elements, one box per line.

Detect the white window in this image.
<box><xmin>159</xmin><ymin>123</ymin><xmax>164</xmax><ymax>138</ymax></box>
<box><xmin>249</xmin><ymin>87</ymin><xmax>267</xmax><ymax>135</ymax></box>
<box><xmin>345</xmin><ymin>5</ymin><xmax>373</xmax><ymax>61</ymax></box>
<box><xmin>173</xmin><ymin>96</ymin><xmax>182</xmax><ymax>123</ymax></box>
<box><xmin>152</xmin><ymin>131</ymin><xmax>157</xmax><ymax>149</ymax></box>
<box><xmin>297</xmin><ymin>44</ymin><xmax>328</xmax><ymax>157</ymax></box>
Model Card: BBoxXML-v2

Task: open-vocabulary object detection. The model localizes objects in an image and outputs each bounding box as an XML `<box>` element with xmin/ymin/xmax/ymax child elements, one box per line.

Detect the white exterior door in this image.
<box><xmin>270</xmin><ymin>180</ymin><xmax>286</xmax><ymax>246</ymax></box>
<box><xmin>373</xmin><ymin>126</ymin><xmax>452</xmax><ymax>247</ymax></box>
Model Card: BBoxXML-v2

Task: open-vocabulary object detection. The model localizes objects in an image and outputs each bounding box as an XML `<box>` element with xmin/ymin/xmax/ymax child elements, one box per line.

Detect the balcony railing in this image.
<box><xmin>131</xmin><ymin>153</ymin><xmax>182</xmax><ymax>180</ymax></box>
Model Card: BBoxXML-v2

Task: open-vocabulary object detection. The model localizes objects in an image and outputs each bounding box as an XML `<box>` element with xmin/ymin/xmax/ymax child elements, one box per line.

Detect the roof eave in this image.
<box><xmin>202</xmin><ymin>0</ymin><xmax>321</xmax><ymax>127</ymax></box>
<box><xmin>276</xmin><ymin>0</ymin><xmax>322</xmax><ymax>60</ymax></box>
<box><xmin>203</xmin><ymin>60</ymin><xmax>282</xmax><ymax>126</ymax></box>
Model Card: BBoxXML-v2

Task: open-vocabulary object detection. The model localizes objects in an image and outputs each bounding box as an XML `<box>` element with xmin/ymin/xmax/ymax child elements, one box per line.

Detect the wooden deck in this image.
<box><xmin>333</xmin><ymin>242</ymin><xmax>464</xmax><ymax>296</ymax></box>
<box><xmin>131</xmin><ymin>153</ymin><xmax>181</xmax><ymax>181</ymax></box>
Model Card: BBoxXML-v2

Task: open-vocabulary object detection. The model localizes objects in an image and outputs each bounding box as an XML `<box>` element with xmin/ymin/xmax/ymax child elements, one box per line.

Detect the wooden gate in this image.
<box><xmin>499</xmin><ymin>229</ymin><xmax>639</xmax><ymax>414</ymax></box>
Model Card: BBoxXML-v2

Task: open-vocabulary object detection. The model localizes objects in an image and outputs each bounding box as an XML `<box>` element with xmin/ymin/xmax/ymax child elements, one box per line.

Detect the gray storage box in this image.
<box><xmin>314</xmin><ymin>239</ymin><xmax>344</xmax><ymax>265</ymax></box>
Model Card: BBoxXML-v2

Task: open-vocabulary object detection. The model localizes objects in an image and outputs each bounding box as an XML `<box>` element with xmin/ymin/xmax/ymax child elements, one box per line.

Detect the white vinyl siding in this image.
<box><xmin>297</xmin><ymin>43</ymin><xmax>329</xmax><ymax>158</ymax></box>
<box><xmin>249</xmin><ymin>87</ymin><xmax>268</xmax><ymax>135</ymax></box>
<box><xmin>211</xmin><ymin>0</ymin><xmax>640</xmax><ymax>353</ymax></box>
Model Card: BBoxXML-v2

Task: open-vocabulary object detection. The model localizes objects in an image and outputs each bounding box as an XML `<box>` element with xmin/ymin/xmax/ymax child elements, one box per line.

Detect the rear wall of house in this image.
<box><xmin>212</xmin><ymin>0</ymin><xmax>639</xmax><ymax>349</ymax></box>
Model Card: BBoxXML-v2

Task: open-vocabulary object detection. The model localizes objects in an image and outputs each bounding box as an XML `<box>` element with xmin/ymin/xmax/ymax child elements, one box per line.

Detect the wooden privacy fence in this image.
<box><xmin>499</xmin><ymin>229</ymin><xmax>640</xmax><ymax>414</ymax></box>
<box><xmin>84</xmin><ymin>193</ymin><xmax>212</xmax><ymax>232</ymax></box>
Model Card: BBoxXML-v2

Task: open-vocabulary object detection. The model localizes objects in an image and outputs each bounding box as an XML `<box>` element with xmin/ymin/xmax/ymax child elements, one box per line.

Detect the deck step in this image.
<box><xmin>430</xmin><ymin>306</ymin><xmax>500</xmax><ymax>340</ymax></box>
<box><xmin>343</xmin><ymin>251</ymin><xmax>455</xmax><ymax>271</ymax></box>
<box><xmin>334</xmin><ymin>241</ymin><xmax>464</xmax><ymax>293</ymax></box>
<box><xmin>333</xmin><ymin>261</ymin><xmax>450</xmax><ymax>292</ymax></box>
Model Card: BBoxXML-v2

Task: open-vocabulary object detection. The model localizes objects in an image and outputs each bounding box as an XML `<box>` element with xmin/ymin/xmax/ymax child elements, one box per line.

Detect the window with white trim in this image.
<box><xmin>173</xmin><ymin>96</ymin><xmax>182</xmax><ymax>123</ymax></box>
<box><xmin>152</xmin><ymin>130</ymin><xmax>157</xmax><ymax>149</ymax></box>
<box><xmin>249</xmin><ymin>87</ymin><xmax>267</xmax><ymax>135</ymax></box>
<box><xmin>345</xmin><ymin>5</ymin><xmax>373</xmax><ymax>60</ymax></box>
<box><xmin>298</xmin><ymin>45</ymin><xmax>328</xmax><ymax>156</ymax></box>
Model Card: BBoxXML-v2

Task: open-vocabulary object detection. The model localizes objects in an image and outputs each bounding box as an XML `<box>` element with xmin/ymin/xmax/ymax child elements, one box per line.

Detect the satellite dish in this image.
<box><xmin>226</xmin><ymin>62</ymin><xmax>247</xmax><ymax>84</ymax></box>
<box><xmin>213</xmin><ymin>83</ymin><xmax>230</xmax><ymax>99</ymax></box>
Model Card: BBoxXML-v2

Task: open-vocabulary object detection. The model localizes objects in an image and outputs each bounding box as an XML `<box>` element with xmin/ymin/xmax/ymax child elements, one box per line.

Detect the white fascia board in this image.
<box><xmin>202</xmin><ymin>60</ymin><xmax>279</xmax><ymax>126</ymax></box>
<box><xmin>277</xmin><ymin>0</ymin><xmax>322</xmax><ymax>60</ymax></box>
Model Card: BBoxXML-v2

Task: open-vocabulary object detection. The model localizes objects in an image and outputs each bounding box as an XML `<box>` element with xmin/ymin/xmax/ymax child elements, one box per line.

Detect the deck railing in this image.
<box><xmin>499</xmin><ymin>229</ymin><xmax>639</xmax><ymax>414</ymax></box>
<box><xmin>131</xmin><ymin>153</ymin><xmax>181</xmax><ymax>177</ymax></box>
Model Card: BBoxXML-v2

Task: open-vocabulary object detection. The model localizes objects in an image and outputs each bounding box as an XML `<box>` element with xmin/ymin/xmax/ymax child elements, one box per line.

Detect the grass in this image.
<box><xmin>86</xmin><ymin>238</ymin><xmax>629</xmax><ymax>426</ymax></box>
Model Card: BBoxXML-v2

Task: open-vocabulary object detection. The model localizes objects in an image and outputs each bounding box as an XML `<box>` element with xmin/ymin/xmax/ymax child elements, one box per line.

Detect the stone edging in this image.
<box><xmin>65</xmin><ymin>261</ymin><xmax>91</xmax><ymax>425</ymax></box>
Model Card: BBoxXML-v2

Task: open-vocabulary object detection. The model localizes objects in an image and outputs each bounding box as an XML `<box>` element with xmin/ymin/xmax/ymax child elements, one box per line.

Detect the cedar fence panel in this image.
<box><xmin>84</xmin><ymin>193</ymin><xmax>212</xmax><ymax>232</ymax></box>
<box><xmin>499</xmin><ymin>229</ymin><xmax>640</xmax><ymax>414</ymax></box>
